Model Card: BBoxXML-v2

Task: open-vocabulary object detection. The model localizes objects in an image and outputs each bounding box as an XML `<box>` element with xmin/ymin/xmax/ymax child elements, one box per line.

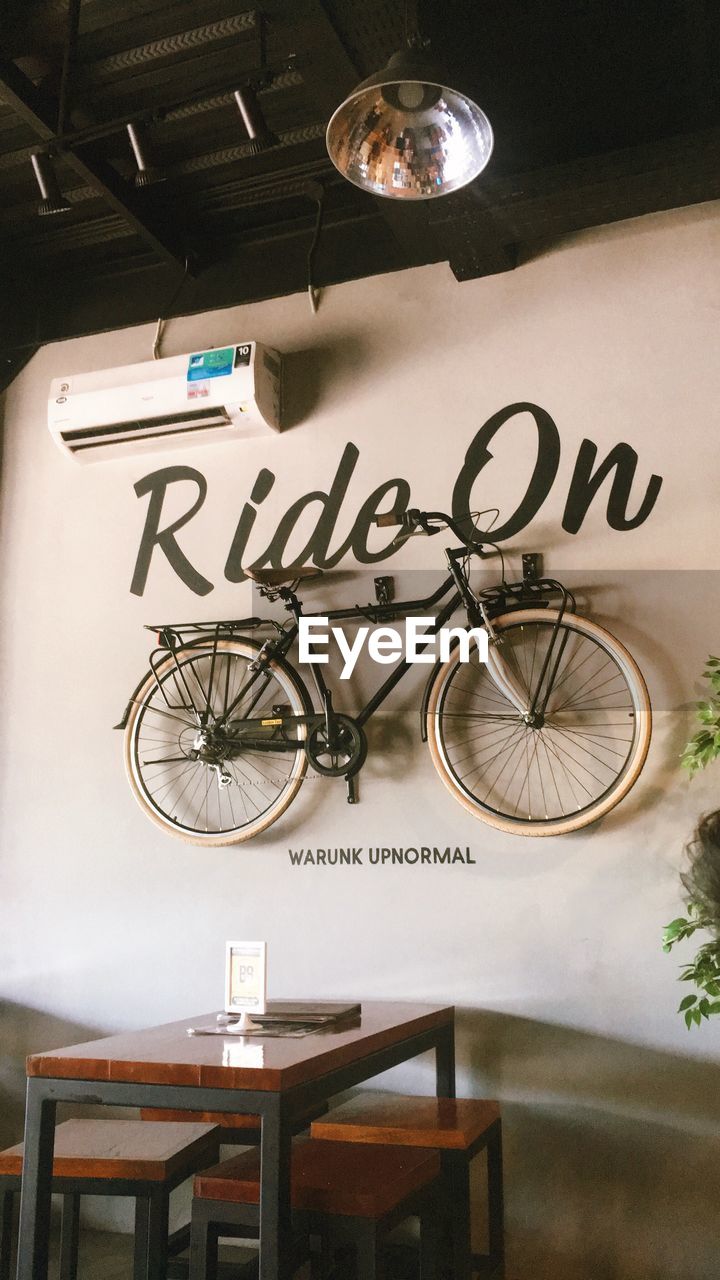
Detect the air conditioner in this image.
<box><xmin>48</xmin><ymin>341</ymin><xmax>282</xmax><ymax>462</ymax></box>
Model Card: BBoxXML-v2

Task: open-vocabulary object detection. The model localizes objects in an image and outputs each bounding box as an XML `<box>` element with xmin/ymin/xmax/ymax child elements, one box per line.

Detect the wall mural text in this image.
<box><xmin>130</xmin><ymin>401</ymin><xmax>663</xmax><ymax>596</ymax></box>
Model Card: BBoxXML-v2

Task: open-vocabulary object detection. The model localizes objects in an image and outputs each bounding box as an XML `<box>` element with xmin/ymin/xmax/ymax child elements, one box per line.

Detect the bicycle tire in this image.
<box><xmin>124</xmin><ymin>638</ymin><xmax>311</xmax><ymax>845</ymax></box>
<box><xmin>425</xmin><ymin>609</ymin><xmax>651</xmax><ymax>836</ymax></box>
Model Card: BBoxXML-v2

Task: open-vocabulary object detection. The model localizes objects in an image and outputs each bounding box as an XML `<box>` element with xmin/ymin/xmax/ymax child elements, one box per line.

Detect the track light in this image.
<box><xmin>126</xmin><ymin>122</ymin><xmax>165</xmax><ymax>187</ymax></box>
<box><xmin>326</xmin><ymin>45</ymin><xmax>493</xmax><ymax>200</ymax></box>
<box><xmin>234</xmin><ymin>85</ymin><xmax>278</xmax><ymax>154</ymax></box>
<box><xmin>31</xmin><ymin>152</ymin><xmax>71</xmax><ymax>216</ymax></box>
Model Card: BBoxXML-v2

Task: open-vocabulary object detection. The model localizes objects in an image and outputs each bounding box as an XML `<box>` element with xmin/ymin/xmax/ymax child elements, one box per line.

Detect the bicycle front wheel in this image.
<box><xmin>426</xmin><ymin>609</ymin><xmax>651</xmax><ymax>836</ymax></box>
<box><xmin>124</xmin><ymin>639</ymin><xmax>310</xmax><ymax>845</ymax></box>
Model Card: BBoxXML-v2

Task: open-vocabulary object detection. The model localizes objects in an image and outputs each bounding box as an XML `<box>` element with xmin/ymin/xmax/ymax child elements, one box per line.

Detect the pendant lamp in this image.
<box><xmin>326</xmin><ymin>45</ymin><xmax>493</xmax><ymax>200</ymax></box>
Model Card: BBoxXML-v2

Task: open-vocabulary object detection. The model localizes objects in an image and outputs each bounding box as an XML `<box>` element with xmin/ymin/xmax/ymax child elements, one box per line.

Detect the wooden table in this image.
<box><xmin>16</xmin><ymin>1001</ymin><xmax>455</xmax><ymax>1280</ymax></box>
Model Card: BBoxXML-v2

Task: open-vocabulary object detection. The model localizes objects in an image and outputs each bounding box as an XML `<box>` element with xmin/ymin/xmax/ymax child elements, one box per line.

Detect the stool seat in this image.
<box><xmin>0</xmin><ymin>1119</ymin><xmax>219</xmax><ymax>1182</ymax></box>
<box><xmin>194</xmin><ymin>1138</ymin><xmax>441</xmax><ymax>1219</ymax></box>
<box><xmin>1</xmin><ymin>1120</ymin><xmax>223</xmax><ymax>1280</ymax></box>
<box><xmin>311</xmin><ymin>1093</ymin><xmax>500</xmax><ymax>1151</ymax></box>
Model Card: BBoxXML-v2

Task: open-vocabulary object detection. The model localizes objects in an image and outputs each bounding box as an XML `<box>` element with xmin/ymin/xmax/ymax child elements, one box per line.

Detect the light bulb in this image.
<box><xmin>396</xmin><ymin>81</ymin><xmax>425</xmax><ymax>109</ymax></box>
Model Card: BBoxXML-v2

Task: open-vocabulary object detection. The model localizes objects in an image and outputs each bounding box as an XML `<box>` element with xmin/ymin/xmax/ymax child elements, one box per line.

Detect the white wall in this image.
<box><xmin>2</xmin><ymin>201</ymin><xmax>720</xmax><ymax>1278</ymax></box>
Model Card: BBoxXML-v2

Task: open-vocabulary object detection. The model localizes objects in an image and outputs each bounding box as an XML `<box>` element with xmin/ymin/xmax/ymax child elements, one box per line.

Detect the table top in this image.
<box><xmin>26</xmin><ymin>1002</ymin><xmax>454</xmax><ymax>1092</ymax></box>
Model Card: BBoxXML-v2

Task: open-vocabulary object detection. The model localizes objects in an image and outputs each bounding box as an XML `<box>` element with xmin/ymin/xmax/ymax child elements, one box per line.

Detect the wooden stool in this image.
<box><xmin>0</xmin><ymin>1119</ymin><xmax>220</xmax><ymax>1280</ymax></box>
<box><xmin>190</xmin><ymin>1137</ymin><xmax>442</xmax><ymax>1280</ymax></box>
<box><xmin>312</xmin><ymin>1094</ymin><xmax>504</xmax><ymax>1279</ymax></box>
<box><xmin>140</xmin><ymin>1100</ymin><xmax>328</xmax><ymax>1271</ymax></box>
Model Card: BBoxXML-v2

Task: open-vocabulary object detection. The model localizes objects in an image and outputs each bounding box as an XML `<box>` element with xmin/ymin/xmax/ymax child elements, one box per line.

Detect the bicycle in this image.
<box><xmin>116</xmin><ymin>509</ymin><xmax>651</xmax><ymax>844</ymax></box>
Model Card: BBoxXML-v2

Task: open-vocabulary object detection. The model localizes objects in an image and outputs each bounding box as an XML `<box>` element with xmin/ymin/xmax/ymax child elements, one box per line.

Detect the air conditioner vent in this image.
<box><xmin>61</xmin><ymin>406</ymin><xmax>232</xmax><ymax>451</ymax></box>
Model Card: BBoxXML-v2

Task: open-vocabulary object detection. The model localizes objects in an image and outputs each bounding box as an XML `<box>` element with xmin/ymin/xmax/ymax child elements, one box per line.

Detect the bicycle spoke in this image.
<box><xmin>434</xmin><ymin>616</ymin><xmax>646</xmax><ymax>827</ymax></box>
<box><xmin>130</xmin><ymin>646</ymin><xmax>306</xmax><ymax>839</ymax></box>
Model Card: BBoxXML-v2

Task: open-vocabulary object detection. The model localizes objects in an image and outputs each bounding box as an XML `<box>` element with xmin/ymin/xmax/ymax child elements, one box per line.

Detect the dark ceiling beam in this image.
<box><xmin>281</xmin><ymin>0</ymin><xmax>444</xmax><ymax>269</ymax></box>
<box><xmin>429</xmin><ymin>191</ymin><xmax>518</xmax><ymax>281</ymax></box>
<box><xmin>0</xmin><ymin>202</ymin><xmax>407</xmax><ymax>362</ymax></box>
<box><xmin>0</xmin><ymin>55</ymin><xmax>191</xmax><ymax>272</ymax></box>
<box><xmin>6</xmin><ymin>119</ymin><xmax>720</xmax><ymax>363</ymax></box>
<box><xmin>427</xmin><ymin>125</ymin><xmax>720</xmax><ymax>280</ymax></box>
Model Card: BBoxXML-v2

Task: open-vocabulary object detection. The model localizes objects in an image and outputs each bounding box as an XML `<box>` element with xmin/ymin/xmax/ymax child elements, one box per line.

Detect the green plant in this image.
<box><xmin>680</xmin><ymin>655</ymin><xmax>720</xmax><ymax>774</ymax></box>
<box><xmin>663</xmin><ymin>661</ymin><xmax>720</xmax><ymax>1028</ymax></box>
<box><xmin>662</xmin><ymin>904</ymin><xmax>720</xmax><ymax>1027</ymax></box>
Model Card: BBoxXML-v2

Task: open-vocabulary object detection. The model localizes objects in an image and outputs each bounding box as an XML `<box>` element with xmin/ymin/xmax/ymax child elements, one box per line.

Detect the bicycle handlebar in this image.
<box><xmin>372</xmin><ymin>508</ymin><xmax>489</xmax><ymax>554</ymax></box>
<box><xmin>374</xmin><ymin>511</ymin><xmax>406</xmax><ymax>528</ymax></box>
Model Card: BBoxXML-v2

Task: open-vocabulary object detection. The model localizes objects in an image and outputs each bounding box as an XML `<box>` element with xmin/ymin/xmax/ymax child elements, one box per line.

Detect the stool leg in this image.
<box><xmin>59</xmin><ymin>1193</ymin><xmax>81</xmax><ymax>1280</ymax></box>
<box><xmin>0</xmin><ymin>1191</ymin><xmax>14</xmax><ymax>1280</ymax></box>
<box><xmin>134</xmin><ymin>1196</ymin><xmax>151</xmax><ymax>1280</ymax></box>
<box><xmin>487</xmin><ymin>1121</ymin><xmax>505</xmax><ymax>1276</ymax></box>
<box><xmin>355</xmin><ymin>1223</ymin><xmax>384</xmax><ymax>1280</ymax></box>
<box><xmin>146</xmin><ymin>1187</ymin><xmax>169</xmax><ymax>1280</ymax></box>
<box><xmin>420</xmin><ymin>1197</ymin><xmax>440</xmax><ymax>1280</ymax></box>
<box><xmin>444</xmin><ymin>1154</ymin><xmax>472</xmax><ymax>1280</ymax></box>
<box><xmin>309</xmin><ymin>1234</ymin><xmax>328</xmax><ymax>1280</ymax></box>
<box><xmin>189</xmin><ymin>1204</ymin><xmax>218</xmax><ymax>1280</ymax></box>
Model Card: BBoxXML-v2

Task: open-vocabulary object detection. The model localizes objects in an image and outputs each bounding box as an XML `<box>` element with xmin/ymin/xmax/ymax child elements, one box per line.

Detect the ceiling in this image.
<box><xmin>1</xmin><ymin>0</ymin><xmax>719</xmax><ymax>388</ymax></box>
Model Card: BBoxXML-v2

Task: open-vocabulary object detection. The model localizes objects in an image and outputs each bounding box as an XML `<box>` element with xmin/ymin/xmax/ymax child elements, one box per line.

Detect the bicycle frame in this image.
<box><xmin>121</xmin><ymin>545</ymin><xmax>575</xmax><ymax>764</ymax></box>
<box><xmin>118</xmin><ymin>506</ymin><xmax>650</xmax><ymax>839</ymax></box>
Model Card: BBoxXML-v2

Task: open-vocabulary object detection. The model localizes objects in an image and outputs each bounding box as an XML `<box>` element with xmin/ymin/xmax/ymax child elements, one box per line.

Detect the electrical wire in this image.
<box><xmin>306</xmin><ymin>185</ymin><xmax>325</xmax><ymax>314</ymax></box>
<box><xmin>152</xmin><ymin>257</ymin><xmax>190</xmax><ymax>360</ymax></box>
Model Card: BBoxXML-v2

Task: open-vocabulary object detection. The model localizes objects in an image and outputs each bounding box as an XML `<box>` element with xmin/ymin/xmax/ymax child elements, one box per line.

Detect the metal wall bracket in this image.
<box><xmin>522</xmin><ymin>553</ymin><xmax>542</xmax><ymax>584</ymax></box>
<box><xmin>374</xmin><ymin>575</ymin><xmax>395</xmax><ymax>615</ymax></box>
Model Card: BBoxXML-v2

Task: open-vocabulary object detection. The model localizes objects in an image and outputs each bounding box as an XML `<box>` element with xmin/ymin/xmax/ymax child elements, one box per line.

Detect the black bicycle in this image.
<box><xmin>116</xmin><ymin>509</ymin><xmax>651</xmax><ymax>843</ymax></box>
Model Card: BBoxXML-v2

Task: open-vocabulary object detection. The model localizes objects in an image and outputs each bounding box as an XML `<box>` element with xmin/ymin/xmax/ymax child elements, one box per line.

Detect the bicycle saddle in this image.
<box><xmin>245</xmin><ymin>566</ymin><xmax>322</xmax><ymax>587</ymax></box>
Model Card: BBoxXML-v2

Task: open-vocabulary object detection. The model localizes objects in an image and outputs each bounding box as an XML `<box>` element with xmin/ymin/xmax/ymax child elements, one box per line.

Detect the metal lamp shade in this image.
<box><xmin>326</xmin><ymin>48</ymin><xmax>493</xmax><ymax>200</ymax></box>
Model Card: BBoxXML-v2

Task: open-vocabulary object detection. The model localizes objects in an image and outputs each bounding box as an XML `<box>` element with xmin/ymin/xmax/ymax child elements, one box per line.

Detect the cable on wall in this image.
<box><xmin>152</xmin><ymin>257</ymin><xmax>191</xmax><ymax>360</ymax></box>
<box><xmin>304</xmin><ymin>181</ymin><xmax>325</xmax><ymax>315</ymax></box>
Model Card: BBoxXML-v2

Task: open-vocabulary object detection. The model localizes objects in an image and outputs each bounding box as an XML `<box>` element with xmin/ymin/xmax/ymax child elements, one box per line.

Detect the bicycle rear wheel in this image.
<box><xmin>124</xmin><ymin>639</ymin><xmax>310</xmax><ymax>845</ymax></box>
<box><xmin>426</xmin><ymin>609</ymin><xmax>651</xmax><ymax>836</ymax></box>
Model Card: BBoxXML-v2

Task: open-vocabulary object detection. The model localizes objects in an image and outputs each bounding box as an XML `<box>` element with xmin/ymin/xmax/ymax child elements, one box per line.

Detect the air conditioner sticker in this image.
<box><xmin>187</xmin><ymin>347</ymin><xmax>235</xmax><ymax>383</ymax></box>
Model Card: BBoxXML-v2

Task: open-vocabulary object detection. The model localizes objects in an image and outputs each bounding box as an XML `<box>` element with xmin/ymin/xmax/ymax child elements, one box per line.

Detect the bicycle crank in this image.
<box><xmin>305</xmin><ymin>714</ymin><xmax>366</xmax><ymax>778</ymax></box>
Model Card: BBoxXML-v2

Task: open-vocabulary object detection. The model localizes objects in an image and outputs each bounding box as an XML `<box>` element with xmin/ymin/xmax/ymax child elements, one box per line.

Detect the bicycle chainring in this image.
<box><xmin>305</xmin><ymin>715</ymin><xmax>366</xmax><ymax>778</ymax></box>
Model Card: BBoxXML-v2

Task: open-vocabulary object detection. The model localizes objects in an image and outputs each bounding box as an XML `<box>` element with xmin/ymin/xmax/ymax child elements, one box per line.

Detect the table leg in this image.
<box><xmin>435</xmin><ymin>1025</ymin><xmax>456</xmax><ymax>1098</ymax></box>
<box><xmin>15</xmin><ymin>1079</ymin><xmax>56</xmax><ymax>1280</ymax></box>
<box><xmin>259</xmin><ymin>1099</ymin><xmax>292</xmax><ymax>1280</ymax></box>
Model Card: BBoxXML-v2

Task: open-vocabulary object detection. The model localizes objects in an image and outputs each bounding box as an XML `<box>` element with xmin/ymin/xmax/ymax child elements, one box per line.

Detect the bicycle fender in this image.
<box><xmin>114</xmin><ymin>667</ymin><xmax>157</xmax><ymax>730</ymax></box>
